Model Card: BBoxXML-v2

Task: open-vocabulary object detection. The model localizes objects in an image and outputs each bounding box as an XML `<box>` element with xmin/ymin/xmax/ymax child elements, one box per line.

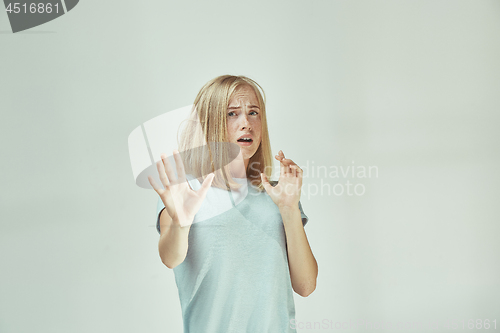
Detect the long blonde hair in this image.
<box><xmin>178</xmin><ymin>75</ymin><xmax>273</xmax><ymax>191</ymax></box>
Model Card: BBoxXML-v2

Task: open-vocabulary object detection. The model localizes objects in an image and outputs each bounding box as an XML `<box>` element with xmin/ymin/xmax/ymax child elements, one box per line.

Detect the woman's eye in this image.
<box><xmin>249</xmin><ymin>111</ymin><xmax>258</xmax><ymax>116</ymax></box>
<box><xmin>228</xmin><ymin>111</ymin><xmax>236</xmax><ymax>117</ymax></box>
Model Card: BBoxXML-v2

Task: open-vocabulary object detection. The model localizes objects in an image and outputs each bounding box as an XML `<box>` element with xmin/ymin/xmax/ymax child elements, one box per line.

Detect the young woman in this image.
<box><xmin>148</xmin><ymin>75</ymin><xmax>318</xmax><ymax>332</ymax></box>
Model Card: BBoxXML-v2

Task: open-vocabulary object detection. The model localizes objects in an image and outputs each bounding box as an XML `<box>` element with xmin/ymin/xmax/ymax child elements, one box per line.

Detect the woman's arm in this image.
<box><xmin>280</xmin><ymin>206</ymin><xmax>318</xmax><ymax>297</ymax></box>
<box><xmin>158</xmin><ymin>208</ymin><xmax>191</xmax><ymax>269</ymax></box>
<box><xmin>261</xmin><ymin>150</ymin><xmax>318</xmax><ymax>297</ymax></box>
<box><xmin>149</xmin><ymin>151</ymin><xmax>214</xmax><ymax>269</ymax></box>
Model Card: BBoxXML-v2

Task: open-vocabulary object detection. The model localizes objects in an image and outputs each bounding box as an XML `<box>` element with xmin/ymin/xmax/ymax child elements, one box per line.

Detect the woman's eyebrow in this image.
<box><xmin>228</xmin><ymin>105</ymin><xmax>260</xmax><ymax>110</ymax></box>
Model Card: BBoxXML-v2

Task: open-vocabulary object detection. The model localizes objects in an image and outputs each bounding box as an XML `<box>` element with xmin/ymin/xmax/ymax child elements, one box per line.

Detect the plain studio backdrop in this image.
<box><xmin>1</xmin><ymin>1</ymin><xmax>499</xmax><ymax>332</ymax></box>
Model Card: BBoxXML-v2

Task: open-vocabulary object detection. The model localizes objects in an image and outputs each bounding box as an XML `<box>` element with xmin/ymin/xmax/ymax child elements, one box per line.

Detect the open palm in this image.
<box><xmin>148</xmin><ymin>150</ymin><xmax>214</xmax><ymax>227</ymax></box>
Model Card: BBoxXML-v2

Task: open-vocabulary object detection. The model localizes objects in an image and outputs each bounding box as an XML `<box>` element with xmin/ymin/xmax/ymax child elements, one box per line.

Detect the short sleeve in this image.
<box><xmin>298</xmin><ymin>200</ymin><xmax>309</xmax><ymax>227</ymax></box>
<box><xmin>156</xmin><ymin>197</ymin><xmax>165</xmax><ymax>235</ymax></box>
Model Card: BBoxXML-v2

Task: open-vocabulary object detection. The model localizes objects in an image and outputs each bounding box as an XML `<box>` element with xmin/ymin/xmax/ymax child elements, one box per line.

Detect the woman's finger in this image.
<box><xmin>290</xmin><ymin>165</ymin><xmax>298</xmax><ymax>177</ymax></box>
<box><xmin>148</xmin><ymin>175</ymin><xmax>163</xmax><ymax>194</ymax></box>
<box><xmin>260</xmin><ymin>173</ymin><xmax>273</xmax><ymax>193</ymax></box>
<box><xmin>197</xmin><ymin>173</ymin><xmax>215</xmax><ymax>198</ymax></box>
<box><xmin>283</xmin><ymin>161</ymin><xmax>293</xmax><ymax>176</ymax></box>
<box><xmin>296</xmin><ymin>165</ymin><xmax>303</xmax><ymax>179</ymax></box>
<box><xmin>275</xmin><ymin>150</ymin><xmax>286</xmax><ymax>162</ymax></box>
<box><xmin>277</xmin><ymin>155</ymin><xmax>291</xmax><ymax>165</ymax></box>
<box><xmin>161</xmin><ymin>154</ymin><xmax>177</xmax><ymax>183</ymax></box>
<box><xmin>173</xmin><ymin>149</ymin><xmax>187</xmax><ymax>182</ymax></box>
<box><xmin>276</xmin><ymin>155</ymin><xmax>286</xmax><ymax>176</ymax></box>
<box><xmin>156</xmin><ymin>159</ymin><xmax>170</xmax><ymax>188</ymax></box>
<box><xmin>280</xmin><ymin>161</ymin><xmax>290</xmax><ymax>177</ymax></box>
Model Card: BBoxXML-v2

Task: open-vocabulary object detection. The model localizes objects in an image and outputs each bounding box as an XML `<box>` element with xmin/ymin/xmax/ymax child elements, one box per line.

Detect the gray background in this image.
<box><xmin>1</xmin><ymin>0</ymin><xmax>499</xmax><ymax>332</ymax></box>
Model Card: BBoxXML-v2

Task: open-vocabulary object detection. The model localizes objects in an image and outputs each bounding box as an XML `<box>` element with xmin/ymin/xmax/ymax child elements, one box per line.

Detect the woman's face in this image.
<box><xmin>226</xmin><ymin>85</ymin><xmax>262</xmax><ymax>164</ymax></box>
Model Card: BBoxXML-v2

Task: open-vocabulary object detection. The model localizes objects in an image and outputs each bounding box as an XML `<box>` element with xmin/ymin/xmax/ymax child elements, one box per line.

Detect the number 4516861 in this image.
<box><xmin>6</xmin><ymin>3</ymin><xmax>60</xmax><ymax>14</ymax></box>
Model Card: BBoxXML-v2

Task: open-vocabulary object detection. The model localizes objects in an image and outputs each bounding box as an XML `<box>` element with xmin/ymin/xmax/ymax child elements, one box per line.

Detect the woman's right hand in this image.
<box><xmin>148</xmin><ymin>150</ymin><xmax>215</xmax><ymax>227</ymax></box>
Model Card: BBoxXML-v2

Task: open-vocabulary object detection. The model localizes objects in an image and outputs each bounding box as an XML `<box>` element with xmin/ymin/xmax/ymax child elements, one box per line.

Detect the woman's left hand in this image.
<box><xmin>261</xmin><ymin>150</ymin><xmax>303</xmax><ymax>210</ymax></box>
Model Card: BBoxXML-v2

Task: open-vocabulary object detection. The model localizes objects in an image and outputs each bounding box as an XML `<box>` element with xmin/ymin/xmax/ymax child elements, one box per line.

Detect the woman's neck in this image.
<box><xmin>228</xmin><ymin>151</ymin><xmax>248</xmax><ymax>178</ymax></box>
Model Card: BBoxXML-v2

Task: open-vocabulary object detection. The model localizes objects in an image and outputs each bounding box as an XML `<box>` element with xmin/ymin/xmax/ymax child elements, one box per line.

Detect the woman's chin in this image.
<box><xmin>241</xmin><ymin>150</ymin><xmax>257</xmax><ymax>161</ymax></box>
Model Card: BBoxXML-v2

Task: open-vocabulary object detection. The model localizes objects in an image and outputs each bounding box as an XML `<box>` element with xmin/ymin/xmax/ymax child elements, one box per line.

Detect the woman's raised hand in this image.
<box><xmin>148</xmin><ymin>150</ymin><xmax>215</xmax><ymax>227</ymax></box>
<box><xmin>260</xmin><ymin>150</ymin><xmax>303</xmax><ymax>210</ymax></box>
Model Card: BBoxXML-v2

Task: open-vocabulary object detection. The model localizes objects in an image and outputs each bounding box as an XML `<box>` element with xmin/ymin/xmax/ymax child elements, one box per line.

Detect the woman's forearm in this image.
<box><xmin>158</xmin><ymin>209</ymin><xmax>191</xmax><ymax>269</ymax></box>
<box><xmin>280</xmin><ymin>206</ymin><xmax>318</xmax><ymax>297</ymax></box>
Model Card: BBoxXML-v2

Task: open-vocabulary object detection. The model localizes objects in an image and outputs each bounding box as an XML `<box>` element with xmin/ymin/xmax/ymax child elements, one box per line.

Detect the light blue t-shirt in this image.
<box><xmin>156</xmin><ymin>175</ymin><xmax>309</xmax><ymax>333</ymax></box>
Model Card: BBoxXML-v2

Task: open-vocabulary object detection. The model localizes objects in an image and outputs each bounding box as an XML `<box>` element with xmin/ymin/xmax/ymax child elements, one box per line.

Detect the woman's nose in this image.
<box><xmin>239</xmin><ymin>115</ymin><xmax>250</xmax><ymax>129</ymax></box>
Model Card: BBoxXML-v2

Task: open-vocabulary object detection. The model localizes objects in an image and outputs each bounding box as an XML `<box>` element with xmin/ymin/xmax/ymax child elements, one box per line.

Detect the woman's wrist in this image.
<box><xmin>171</xmin><ymin>218</ymin><xmax>193</xmax><ymax>229</ymax></box>
<box><xmin>278</xmin><ymin>204</ymin><xmax>300</xmax><ymax>215</ymax></box>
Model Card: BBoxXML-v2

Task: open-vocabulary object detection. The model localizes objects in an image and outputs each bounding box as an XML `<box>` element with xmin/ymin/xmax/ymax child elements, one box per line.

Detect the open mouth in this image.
<box><xmin>237</xmin><ymin>138</ymin><xmax>253</xmax><ymax>143</ymax></box>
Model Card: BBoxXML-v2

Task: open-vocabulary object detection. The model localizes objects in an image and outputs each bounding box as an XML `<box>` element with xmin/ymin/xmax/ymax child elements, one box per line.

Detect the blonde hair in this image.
<box><xmin>178</xmin><ymin>75</ymin><xmax>273</xmax><ymax>191</ymax></box>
